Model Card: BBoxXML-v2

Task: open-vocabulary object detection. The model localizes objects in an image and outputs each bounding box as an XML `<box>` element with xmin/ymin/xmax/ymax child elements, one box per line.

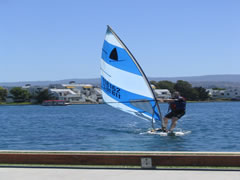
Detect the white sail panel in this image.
<box><xmin>105</xmin><ymin>31</ymin><xmax>122</xmax><ymax>48</ymax></box>
<box><xmin>101</xmin><ymin>58</ymin><xmax>152</xmax><ymax>98</ymax></box>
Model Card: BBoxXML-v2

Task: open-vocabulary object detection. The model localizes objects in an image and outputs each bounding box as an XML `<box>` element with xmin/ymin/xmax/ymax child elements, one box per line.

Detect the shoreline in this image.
<box><xmin>0</xmin><ymin>100</ymin><xmax>239</xmax><ymax>106</ymax></box>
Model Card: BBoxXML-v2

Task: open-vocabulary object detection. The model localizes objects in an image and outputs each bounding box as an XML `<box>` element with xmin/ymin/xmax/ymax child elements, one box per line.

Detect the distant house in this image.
<box><xmin>87</xmin><ymin>87</ymin><xmax>102</xmax><ymax>103</ymax></box>
<box><xmin>225</xmin><ymin>88</ymin><xmax>240</xmax><ymax>100</ymax></box>
<box><xmin>49</xmin><ymin>88</ymin><xmax>86</xmax><ymax>103</ymax></box>
<box><xmin>62</xmin><ymin>83</ymin><xmax>93</xmax><ymax>91</ymax></box>
<box><xmin>62</xmin><ymin>83</ymin><xmax>102</xmax><ymax>103</ymax></box>
<box><xmin>154</xmin><ymin>89</ymin><xmax>171</xmax><ymax>99</ymax></box>
<box><xmin>47</xmin><ymin>82</ymin><xmax>104</xmax><ymax>104</ymax></box>
<box><xmin>207</xmin><ymin>88</ymin><xmax>240</xmax><ymax>100</ymax></box>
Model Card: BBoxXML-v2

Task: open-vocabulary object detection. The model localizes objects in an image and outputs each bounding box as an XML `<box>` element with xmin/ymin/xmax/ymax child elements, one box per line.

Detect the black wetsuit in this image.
<box><xmin>165</xmin><ymin>97</ymin><xmax>186</xmax><ymax>119</ymax></box>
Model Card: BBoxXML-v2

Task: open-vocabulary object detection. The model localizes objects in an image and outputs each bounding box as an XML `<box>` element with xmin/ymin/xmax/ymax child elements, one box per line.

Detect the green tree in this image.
<box><xmin>0</xmin><ymin>87</ymin><xmax>7</xmax><ymax>102</ymax></box>
<box><xmin>152</xmin><ymin>80</ymin><xmax>209</xmax><ymax>101</ymax></box>
<box><xmin>174</xmin><ymin>80</ymin><xmax>198</xmax><ymax>100</ymax></box>
<box><xmin>35</xmin><ymin>89</ymin><xmax>55</xmax><ymax>103</ymax></box>
<box><xmin>194</xmin><ymin>87</ymin><xmax>209</xmax><ymax>101</ymax></box>
<box><xmin>10</xmin><ymin>87</ymin><xmax>30</xmax><ymax>102</ymax></box>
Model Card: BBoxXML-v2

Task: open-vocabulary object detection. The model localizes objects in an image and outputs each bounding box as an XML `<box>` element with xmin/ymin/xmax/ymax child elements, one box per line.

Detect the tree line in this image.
<box><xmin>150</xmin><ymin>80</ymin><xmax>209</xmax><ymax>101</ymax></box>
<box><xmin>0</xmin><ymin>87</ymin><xmax>55</xmax><ymax>103</ymax></box>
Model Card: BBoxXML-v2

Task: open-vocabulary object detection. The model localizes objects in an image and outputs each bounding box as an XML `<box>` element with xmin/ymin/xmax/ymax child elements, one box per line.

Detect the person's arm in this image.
<box><xmin>157</xmin><ymin>98</ymin><xmax>174</xmax><ymax>103</ymax></box>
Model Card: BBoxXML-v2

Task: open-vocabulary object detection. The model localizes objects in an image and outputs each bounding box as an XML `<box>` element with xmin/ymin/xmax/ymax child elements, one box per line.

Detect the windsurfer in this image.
<box><xmin>158</xmin><ymin>91</ymin><xmax>186</xmax><ymax>132</ymax></box>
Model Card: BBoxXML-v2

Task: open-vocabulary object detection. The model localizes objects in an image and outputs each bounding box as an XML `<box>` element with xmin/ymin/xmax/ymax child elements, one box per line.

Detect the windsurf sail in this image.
<box><xmin>100</xmin><ymin>26</ymin><xmax>162</xmax><ymax>129</ymax></box>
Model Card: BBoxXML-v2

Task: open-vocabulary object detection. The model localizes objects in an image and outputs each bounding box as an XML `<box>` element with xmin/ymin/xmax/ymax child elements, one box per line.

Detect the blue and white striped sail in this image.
<box><xmin>101</xmin><ymin>26</ymin><xmax>162</xmax><ymax>128</ymax></box>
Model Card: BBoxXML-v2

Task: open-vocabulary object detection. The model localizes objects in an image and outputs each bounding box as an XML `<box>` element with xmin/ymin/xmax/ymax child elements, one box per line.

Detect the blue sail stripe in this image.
<box><xmin>101</xmin><ymin>76</ymin><xmax>161</xmax><ymax>121</ymax></box>
<box><xmin>102</xmin><ymin>40</ymin><xmax>142</xmax><ymax>76</ymax></box>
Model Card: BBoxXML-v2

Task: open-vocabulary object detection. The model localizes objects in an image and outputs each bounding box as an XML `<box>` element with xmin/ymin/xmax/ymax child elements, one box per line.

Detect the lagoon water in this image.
<box><xmin>0</xmin><ymin>102</ymin><xmax>239</xmax><ymax>151</ymax></box>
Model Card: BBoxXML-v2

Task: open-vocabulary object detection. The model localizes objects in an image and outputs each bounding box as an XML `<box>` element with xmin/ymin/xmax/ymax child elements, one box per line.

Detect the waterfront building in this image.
<box><xmin>62</xmin><ymin>83</ymin><xmax>93</xmax><ymax>90</ymax></box>
<box><xmin>207</xmin><ymin>88</ymin><xmax>240</xmax><ymax>100</ymax></box>
<box><xmin>49</xmin><ymin>82</ymin><xmax>103</xmax><ymax>104</ymax></box>
<box><xmin>154</xmin><ymin>89</ymin><xmax>171</xmax><ymax>99</ymax></box>
<box><xmin>61</xmin><ymin>83</ymin><xmax>102</xmax><ymax>103</ymax></box>
<box><xmin>225</xmin><ymin>88</ymin><xmax>240</xmax><ymax>100</ymax></box>
<box><xmin>86</xmin><ymin>87</ymin><xmax>102</xmax><ymax>103</ymax></box>
<box><xmin>49</xmin><ymin>88</ymin><xmax>86</xmax><ymax>103</ymax></box>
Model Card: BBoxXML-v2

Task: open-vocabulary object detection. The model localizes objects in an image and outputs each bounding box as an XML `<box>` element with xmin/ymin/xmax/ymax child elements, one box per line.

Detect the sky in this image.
<box><xmin>0</xmin><ymin>0</ymin><xmax>239</xmax><ymax>82</ymax></box>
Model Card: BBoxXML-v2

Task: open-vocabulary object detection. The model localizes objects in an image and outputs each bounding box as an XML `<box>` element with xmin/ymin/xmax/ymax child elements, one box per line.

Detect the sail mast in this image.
<box><xmin>107</xmin><ymin>25</ymin><xmax>163</xmax><ymax>129</ymax></box>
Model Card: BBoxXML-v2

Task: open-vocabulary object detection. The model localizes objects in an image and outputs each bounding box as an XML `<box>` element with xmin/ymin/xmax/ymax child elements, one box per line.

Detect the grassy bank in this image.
<box><xmin>0</xmin><ymin>102</ymin><xmax>33</xmax><ymax>106</ymax></box>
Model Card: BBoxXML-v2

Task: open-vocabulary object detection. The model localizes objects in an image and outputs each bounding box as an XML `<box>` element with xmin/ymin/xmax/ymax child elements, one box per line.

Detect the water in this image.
<box><xmin>0</xmin><ymin>102</ymin><xmax>239</xmax><ymax>151</ymax></box>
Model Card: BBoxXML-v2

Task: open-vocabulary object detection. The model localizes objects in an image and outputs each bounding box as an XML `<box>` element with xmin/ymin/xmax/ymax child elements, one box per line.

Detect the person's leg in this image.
<box><xmin>169</xmin><ymin>117</ymin><xmax>179</xmax><ymax>132</ymax></box>
<box><xmin>162</xmin><ymin>117</ymin><xmax>169</xmax><ymax>131</ymax></box>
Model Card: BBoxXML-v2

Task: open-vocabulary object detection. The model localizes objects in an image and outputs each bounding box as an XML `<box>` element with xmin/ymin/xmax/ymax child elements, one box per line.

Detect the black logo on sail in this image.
<box><xmin>109</xmin><ymin>48</ymin><xmax>118</xmax><ymax>61</ymax></box>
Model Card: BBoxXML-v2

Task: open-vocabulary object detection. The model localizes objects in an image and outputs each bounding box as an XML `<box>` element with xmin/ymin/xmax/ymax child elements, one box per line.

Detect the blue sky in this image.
<box><xmin>0</xmin><ymin>0</ymin><xmax>239</xmax><ymax>82</ymax></box>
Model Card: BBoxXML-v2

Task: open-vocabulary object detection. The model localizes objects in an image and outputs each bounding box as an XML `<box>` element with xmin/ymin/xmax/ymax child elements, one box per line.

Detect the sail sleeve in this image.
<box><xmin>100</xmin><ymin>26</ymin><xmax>162</xmax><ymax>123</ymax></box>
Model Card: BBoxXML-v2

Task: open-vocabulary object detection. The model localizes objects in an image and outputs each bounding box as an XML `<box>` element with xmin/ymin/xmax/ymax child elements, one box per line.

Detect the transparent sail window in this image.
<box><xmin>130</xmin><ymin>99</ymin><xmax>153</xmax><ymax>114</ymax></box>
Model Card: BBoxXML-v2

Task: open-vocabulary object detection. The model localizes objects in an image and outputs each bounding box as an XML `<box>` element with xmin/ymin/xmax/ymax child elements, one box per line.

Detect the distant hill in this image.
<box><xmin>149</xmin><ymin>74</ymin><xmax>240</xmax><ymax>83</ymax></box>
<box><xmin>149</xmin><ymin>74</ymin><xmax>240</xmax><ymax>89</ymax></box>
<box><xmin>0</xmin><ymin>78</ymin><xmax>100</xmax><ymax>87</ymax></box>
<box><xmin>1</xmin><ymin>74</ymin><xmax>240</xmax><ymax>88</ymax></box>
